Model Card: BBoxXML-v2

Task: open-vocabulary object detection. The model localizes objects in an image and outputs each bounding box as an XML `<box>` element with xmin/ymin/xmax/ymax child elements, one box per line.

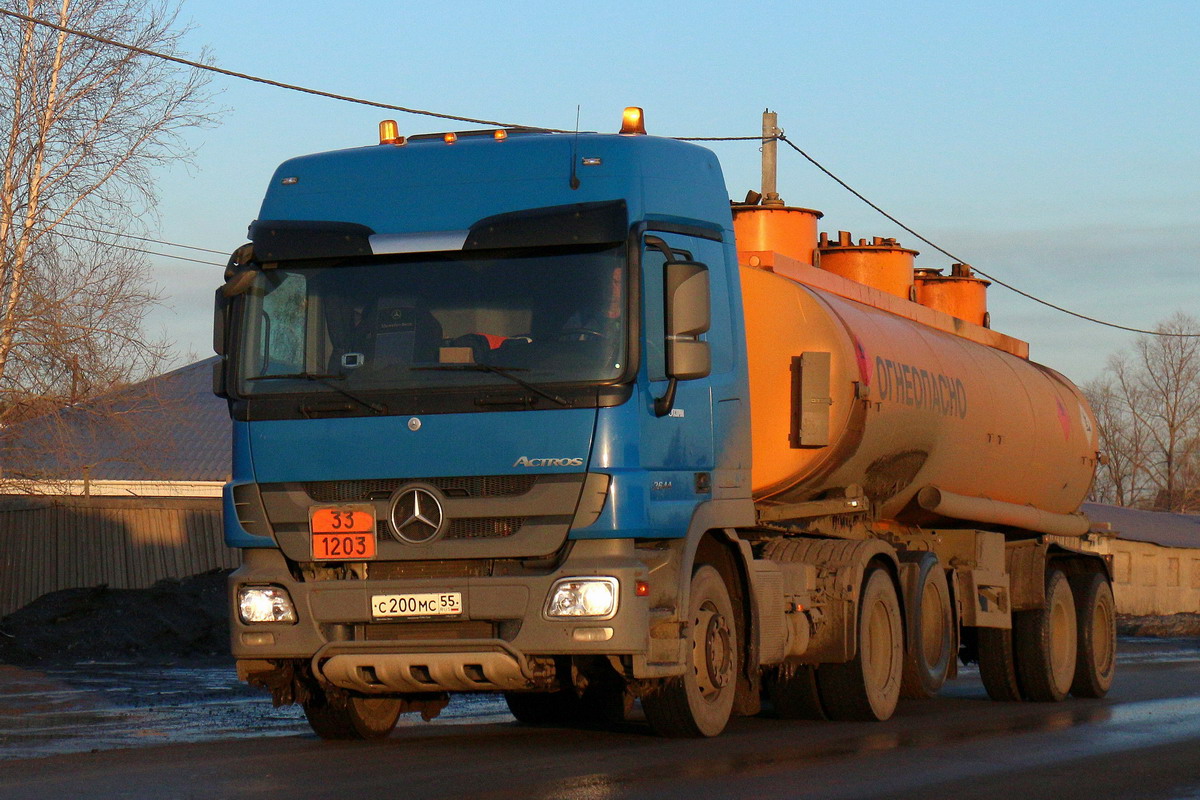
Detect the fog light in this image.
<box><xmin>238</xmin><ymin>585</ymin><xmax>298</xmax><ymax>624</ymax></box>
<box><xmin>545</xmin><ymin>577</ymin><xmax>618</xmax><ymax>619</ymax></box>
<box><xmin>573</xmin><ymin>627</ymin><xmax>614</xmax><ymax>642</ymax></box>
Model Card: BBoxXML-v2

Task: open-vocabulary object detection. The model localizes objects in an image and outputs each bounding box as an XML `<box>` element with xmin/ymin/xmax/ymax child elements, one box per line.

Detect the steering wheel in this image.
<box><xmin>557</xmin><ymin>327</ymin><xmax>605</xmax><ymax>343</ymax></box>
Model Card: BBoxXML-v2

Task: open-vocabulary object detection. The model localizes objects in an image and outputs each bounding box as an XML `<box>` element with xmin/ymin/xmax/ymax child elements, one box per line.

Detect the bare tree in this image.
<box><xmin>0</xmin><ymin>0</ymin><xmax>214</xmax><ymax>426</ymax></box>
<box><xmin>1087</xmin><ymin>312</ymin><xmax>1200</xmax><ymax>511</ymax></box>
<box><xmin>1084</xmin><ymin>371</ymin><xmax>1153</xmax><ymax>507</ymax></box>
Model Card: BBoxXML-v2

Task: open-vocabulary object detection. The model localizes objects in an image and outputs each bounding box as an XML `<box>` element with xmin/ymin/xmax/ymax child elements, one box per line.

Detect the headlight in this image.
<box><xmin>238</xmin><ymin>585</ymin><xmax>298</xmax><ymax>624</ymax></box>
<box><xmin>544</xmin><ymin>577</ymin><xmax>619</xmax><ymax>619</ymax></box>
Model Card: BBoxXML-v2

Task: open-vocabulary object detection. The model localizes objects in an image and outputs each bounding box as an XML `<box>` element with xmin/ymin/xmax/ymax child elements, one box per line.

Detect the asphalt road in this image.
<box><xmin>1</xmin><ymin>638</ymin><xmax>1199</xmax><ymax>800</ymax></box>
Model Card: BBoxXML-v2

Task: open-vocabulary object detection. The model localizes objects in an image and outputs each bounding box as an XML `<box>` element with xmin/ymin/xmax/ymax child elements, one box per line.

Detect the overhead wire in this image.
<box><xmin>52</xmin><ymin>229</ymin><xmax>224</xmax><ymax>266</ymax></box>
<box><xmin>2</xmin><ymin>8</ymin><xmax>1191</xmax><ymax>337</ymax></box>
<box><xmin>774</xmin><ymin>134</ymin><xmax>1197</xmax><ymax>338</ymax></box>
<box><xmin>54</xmin><ymin>221</ymin><xmax>228</xmax><ymax>256</ymax></box>
<box><xmin>0</xmin><ymin>6</ymin><xmax>556</xmax><ymax>131</ymax></box>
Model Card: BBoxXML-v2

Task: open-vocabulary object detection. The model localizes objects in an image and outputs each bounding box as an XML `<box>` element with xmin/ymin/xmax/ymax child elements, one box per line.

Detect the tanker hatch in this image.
<box><xmin>914</xmin><ymin>262</ymin><xmax>992</xmax><ymax>328</ymax></box>
<box><xmin>731</xmin><ymin>109</ymin><xmax>825</xmax><ymax>277</ymax></box>
<box><xmin>817</xmin><ymin>231</ymin><xmax>918</xmax><ymax>301</ymax></box>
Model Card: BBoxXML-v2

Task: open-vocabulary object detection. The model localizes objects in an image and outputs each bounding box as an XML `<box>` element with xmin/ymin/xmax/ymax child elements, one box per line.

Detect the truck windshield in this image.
<box><xmin>234</xmin><ymin>244</ymin><xmax>627</xmax><ymax>397</ymax></box>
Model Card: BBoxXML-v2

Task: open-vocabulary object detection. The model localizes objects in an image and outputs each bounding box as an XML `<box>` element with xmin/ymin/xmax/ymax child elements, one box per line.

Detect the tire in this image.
<box><xmin>818</xmin><ymin>566</ymin><xmax>903</xmax><ymax>721</ymax></box>
<box><xmin>642</xmin><ymin>565</ymin><xmax>739</xmax><ymax>738</ymax></box>
<box><xmin>899</xmin><ymin>554</ymin><xmax>954</xmax><ymax>699</ymax></box>
<box><xmin>504</xmin><ymin>691</ymin><xmax>578</xmax><ymax>725</ymax></box>
<box><xmin>977</xmin><ymin>626</ymin><xmax>1023</xmax><ymax>701</ymax></box>
<box><xmin>764</xmin><ymin>663</ymin><xmax>827</xmax><ymax>720</ymax></box>
<box><xmin>303</xmin><ymin>691</ymin><xmax>403</xmax><ymax>740</ymax></box>
<box><xmin>1070</xmin><ymin>571</ymin><xmax>1116</xmax><ymax>698</ymax></box>
<box><xmin>1014</xmin><ymin>568</ymin><xmax>1077</xmax><ymax>702</ymax></box>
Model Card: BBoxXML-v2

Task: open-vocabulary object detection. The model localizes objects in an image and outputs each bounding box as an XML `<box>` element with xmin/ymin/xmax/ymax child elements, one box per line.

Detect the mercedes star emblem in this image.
<box><xmin>389</xmin><ymin>486</ymin><xmax>445</xmax><ymax>544</ymax></box>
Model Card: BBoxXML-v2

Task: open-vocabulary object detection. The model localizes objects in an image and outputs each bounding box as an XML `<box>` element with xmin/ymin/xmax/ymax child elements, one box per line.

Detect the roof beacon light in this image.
<box><xmin>620</xmin><ymin>106</ymin><xmax>647</xmax><ymax>135</ymax></box>
<box><xmin>443</xmin><ymin>132</ymin><xmax>458</xmax><ymax>144</ymax></box>
<box><xmin>493</xmin><ymin>129</ymin><xmax>508</xmax><ymax>141</ymax></box>
<box><xmin>379</xmin><ymin>119</ymin><xmax>405</xmax><ymax>146</ymax></box>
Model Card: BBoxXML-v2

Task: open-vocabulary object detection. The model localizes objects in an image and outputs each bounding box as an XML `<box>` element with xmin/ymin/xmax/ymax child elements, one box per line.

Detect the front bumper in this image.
<box><xmin>230</xmin><ymin>539</ymin><xmax>665</xmax><ymax>693</ymax></box>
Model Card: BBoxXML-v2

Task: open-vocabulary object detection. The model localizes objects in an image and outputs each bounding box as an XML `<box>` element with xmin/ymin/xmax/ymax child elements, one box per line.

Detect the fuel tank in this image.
<box><xmin>741</xmin><ymin>263</ymin><xmax>1099</xmax><ymax>523</ymax></box>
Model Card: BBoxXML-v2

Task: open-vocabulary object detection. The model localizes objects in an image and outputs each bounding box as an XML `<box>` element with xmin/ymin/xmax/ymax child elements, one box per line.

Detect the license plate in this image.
<box><xmin>372</xmin><ymin>592</ymin><xmax>463</xmax><ymax>618</ymax></box>
<box><xmin>310</xmin><ymin>504</ymin><xmax>376</xmax><ymax>560</ymax></box>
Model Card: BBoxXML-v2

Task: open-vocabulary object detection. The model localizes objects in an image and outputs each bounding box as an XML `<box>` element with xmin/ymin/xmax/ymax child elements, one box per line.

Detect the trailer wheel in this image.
<box><xmin>818</xmin><ymin>565</ymin><xmax>903</xmax><ymax>721</ymax></box>
<box><xmin>1070</xmin><ymin>571</ymin><xmax>1116</xmax><ymax>698</ymax></box>
<box><xmin>977</xmin><ymin>626</ymin><xmax>1023</xmax><ymax>701</ymax></box>
<box><xmin>899</xmin><ymin>554</ymin><xmax>954</xmax><ymax>699</ymax></box>
<box><xmin>642</xmin><ymin>565</ymin><xmax>738</xmax><ymax>738</ymax></box>
<box><xmin>1014</xmin><ymin>568</ymin><xmax>1077</xmax><ymax>702</ymax></box>
<box><xmin>763</xmin><ymin>663</ymin><xmax>827</xmax><ymax>720</ymax></box>
<box><xmin>302</xmin><ymin>691</ymin><xmax>402</xmax><ymax>740</ymax></box>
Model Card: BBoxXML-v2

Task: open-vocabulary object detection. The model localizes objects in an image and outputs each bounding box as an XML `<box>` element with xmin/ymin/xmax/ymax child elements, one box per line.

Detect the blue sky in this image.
<box><xmin>143</xmin><ymin>0</ymin><xmax>1198</xmax><ymax>382</ymax></box>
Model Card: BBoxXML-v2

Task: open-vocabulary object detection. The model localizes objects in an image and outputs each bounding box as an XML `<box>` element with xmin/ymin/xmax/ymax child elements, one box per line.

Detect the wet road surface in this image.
<box><xmin>0</xmin><ymin>638</ymin><xmax>1198</xmax><ymax>799</ymax></box>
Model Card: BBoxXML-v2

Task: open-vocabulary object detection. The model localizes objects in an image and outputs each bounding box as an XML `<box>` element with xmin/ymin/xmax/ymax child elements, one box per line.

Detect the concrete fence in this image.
<box><xmin>0</xmin><ymin>495</ymin><xmax>237</xmax><ymax>617</ymax></box>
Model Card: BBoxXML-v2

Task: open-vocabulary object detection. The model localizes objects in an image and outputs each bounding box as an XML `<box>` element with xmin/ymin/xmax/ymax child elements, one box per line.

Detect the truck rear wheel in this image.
<box><xmin>977</xmin><ymin>626</ymin><xmax>1023</xmax><ymax>701</ymax></box>
<box><xmin>818</xmin><ymin>565</ymin><xmax>903</xmax><ymax>721</ymax></box>
<box><xmin>899</xmin><ymin>553</ymin><xmax>954</xmax><ymax>699</ymax></box>
<box><xmin>642</xmin><ymin>565</ymin><xmax>738</xmax><ymax>738</ymax></box>
<box><xmin>1014</xmin><ymin>568</ymin><xmax>1077</xmax><ymax>702</ymax></box>
<box><xmin>1070</xmin><ymin>571</ymin><xmax>1116</xmax><ymax>698</ymax></box>
<box><xmin>303</xmin><ymin>691</ymin><xmax>402</xmax><ymax>740</ymax></box>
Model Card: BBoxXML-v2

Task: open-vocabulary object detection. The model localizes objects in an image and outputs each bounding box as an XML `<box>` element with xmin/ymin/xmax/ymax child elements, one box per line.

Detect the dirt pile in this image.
<box><xmin>0</xmin><ymin>569</ymin><xmax>232</xmax><ymax>666</ymax></box>
<box><xmin>1118</xmin><ymin>613</ymin><xmax>1200</xmax><ymax>638</ymax></box>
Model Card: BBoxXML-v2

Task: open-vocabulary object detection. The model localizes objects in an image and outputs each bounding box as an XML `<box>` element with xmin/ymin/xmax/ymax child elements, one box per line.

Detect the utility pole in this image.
<box><xmin>761</xmin><ymin>109</ymin><xmax>783</xmax><ymax>207</ymax></box>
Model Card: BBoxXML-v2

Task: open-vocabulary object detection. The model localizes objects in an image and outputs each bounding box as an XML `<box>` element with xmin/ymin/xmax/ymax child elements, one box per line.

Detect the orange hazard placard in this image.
<box><xmin>310</xmin><ymin>505</ymin><xmax>376</xmax><ymax>560</ymax></box>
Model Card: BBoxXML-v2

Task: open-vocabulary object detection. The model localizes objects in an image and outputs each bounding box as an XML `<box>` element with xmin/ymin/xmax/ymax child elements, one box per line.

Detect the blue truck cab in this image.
<box><xmin>216</xmin><ymin>118</ymin><xmax>758</xmax><ymax>738</ymax></box>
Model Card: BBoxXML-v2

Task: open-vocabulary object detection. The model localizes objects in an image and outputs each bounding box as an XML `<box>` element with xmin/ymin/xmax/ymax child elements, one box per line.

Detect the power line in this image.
<box><xmin>52</xmin><ymin>229</ymin><xmax>223</xmax><ymax>266</ymax></box>
<box><xmin>55</xmin><ymin>221</ymin><xmax>228</xmax><ymax>256</ymax></box>
<box><xmin>0</xmin><ymin>7</ymin><xmax>555</xmax><ymax>132</ymax></box>
<box><xmin>775</xmin><ymin>134</ymin><xmax>1199</xmax><ymax>339</ymax></box>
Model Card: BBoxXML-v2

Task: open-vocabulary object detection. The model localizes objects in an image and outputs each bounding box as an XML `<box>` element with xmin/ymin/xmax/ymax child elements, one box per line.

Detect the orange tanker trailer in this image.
<box><xmin>721</xmin><ymin>146</ymin><xmax>1112</xmax><ymax>723</ymax></box>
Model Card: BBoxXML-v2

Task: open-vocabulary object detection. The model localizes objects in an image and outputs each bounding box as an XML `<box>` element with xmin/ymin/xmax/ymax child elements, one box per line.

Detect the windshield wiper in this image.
<box><xmin>412</xmin><ymin>364</ymin><xmax>570</xmax><ymax>407</ymax></box>
<box><xmin>247</xmin><ymin>372</ymin><xmax>386</xmax><ymax>414</ymax></box>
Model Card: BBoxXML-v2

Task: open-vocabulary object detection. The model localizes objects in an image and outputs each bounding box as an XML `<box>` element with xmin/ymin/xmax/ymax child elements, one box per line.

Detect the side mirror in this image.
<box><xmin>213</xmin><ymin>287</ymin><xmax>229</xmax><ymax>356</ymax></box>
<box><xmin>655</xmin><ymin>261</ymin><xmax>711</xmax><ymax>417</ymax></box>
<box><xmin>664</xmin><ymin>260</ymin><xmax>710</xmax><ymax>380</ymax></box>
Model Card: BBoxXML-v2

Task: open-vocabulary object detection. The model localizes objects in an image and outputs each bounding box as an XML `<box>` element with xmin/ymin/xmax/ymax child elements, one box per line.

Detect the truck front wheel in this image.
<box><xmin>642</xmin><ymin>565</ymin><xmax>738</xmax><ymax>738</ymax></box>
<box><xmin>303</xmin><ymin>690</ymin><xmax>403</xmax><ymax>740</ymax></box>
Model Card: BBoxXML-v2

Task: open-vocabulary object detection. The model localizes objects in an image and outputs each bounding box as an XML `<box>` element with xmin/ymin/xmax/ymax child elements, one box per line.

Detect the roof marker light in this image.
<box><xmin>379</xmin><ymin>120</ymin><xmax>405</xmax><ymax>145</ymax></box>
<box><xmin>620</xmin><ymin>106</ymin><xmax>646</xmax><ymax>135</ymax></box>
<box><xmin>494</xmin><ymin>129</ymin><xmax>508</xmax><ymax>140</ymax></box>
<box><xmin>443</xmin><ymin>132</ymin><xmax>458</xmax><ymax>144</ymax></box>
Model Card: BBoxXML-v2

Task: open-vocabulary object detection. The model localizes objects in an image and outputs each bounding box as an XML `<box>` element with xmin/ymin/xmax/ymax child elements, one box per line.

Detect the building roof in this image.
<box><xmin>0</xmin><ymin>358</ymin><xmax>230</xmax><ymax>484</ymax></box>
<box><xmin>1083</xmin><ymin>502</ymin><xmax>1200</xmax><ymax>549</ymax></box>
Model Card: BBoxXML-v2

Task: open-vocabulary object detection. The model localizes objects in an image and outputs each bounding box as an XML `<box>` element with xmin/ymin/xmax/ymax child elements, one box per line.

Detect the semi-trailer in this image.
<box><xmin>215</xmin><ymin>109</ymin><xmax>1114</xmax><ymax>739</ymax></box>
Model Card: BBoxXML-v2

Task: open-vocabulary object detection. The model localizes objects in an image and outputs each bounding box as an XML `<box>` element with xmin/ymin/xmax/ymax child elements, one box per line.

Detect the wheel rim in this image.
<box><xmin>1091</xmin><ymin>592</ymin><xmax>1116</xmax><ymax>677</ymax></box>
<box><xmin>864</xmin><ymin>593</ymin><xmax>899</xmax><ymax>692</ymax></box>
<box><xmin>693</xmin><ymin>601</ymin><xmax>733</xmax><ymax>701</ymax></box>
<box><xmin>920</xmin><ymin>580</ymin><xmax>946</xmax><ymax>666</ymax></box>
<box><xmin>1048</xmin><ymin>582</ymin><xmax>1077</xmax><ymax>693</ymax></box>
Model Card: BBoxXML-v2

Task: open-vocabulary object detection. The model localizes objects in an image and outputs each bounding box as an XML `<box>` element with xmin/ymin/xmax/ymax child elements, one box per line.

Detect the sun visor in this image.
<box><xmin>464</xmin><ymin>200</ymin><xmax>628</xmax><ymax>250</ymax></box>
<box><xmin>248</xmin><ymin>219</ymin><xmax>376</xmax><ymax>261</ymax></box>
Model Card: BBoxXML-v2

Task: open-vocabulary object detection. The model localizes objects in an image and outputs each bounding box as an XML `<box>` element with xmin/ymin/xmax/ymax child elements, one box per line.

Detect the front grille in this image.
<box><xmin>367</xmin><ymin>560</ymin><xmax>493</xmax><ymax>580</ymax></box>
<box><xmin>362</xmin><ymin>621</ymin><xmax>495</xmax><ymax>641</ymax></box>
<box><xmin>304</xmin><ymin>474</ymin><xmax>537</xmax><ymax>503</ymax></box>
<box><xmin>446</xmin><ymin>517</ymin><xmax>526</xmax><ymax>540</ymax></box>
